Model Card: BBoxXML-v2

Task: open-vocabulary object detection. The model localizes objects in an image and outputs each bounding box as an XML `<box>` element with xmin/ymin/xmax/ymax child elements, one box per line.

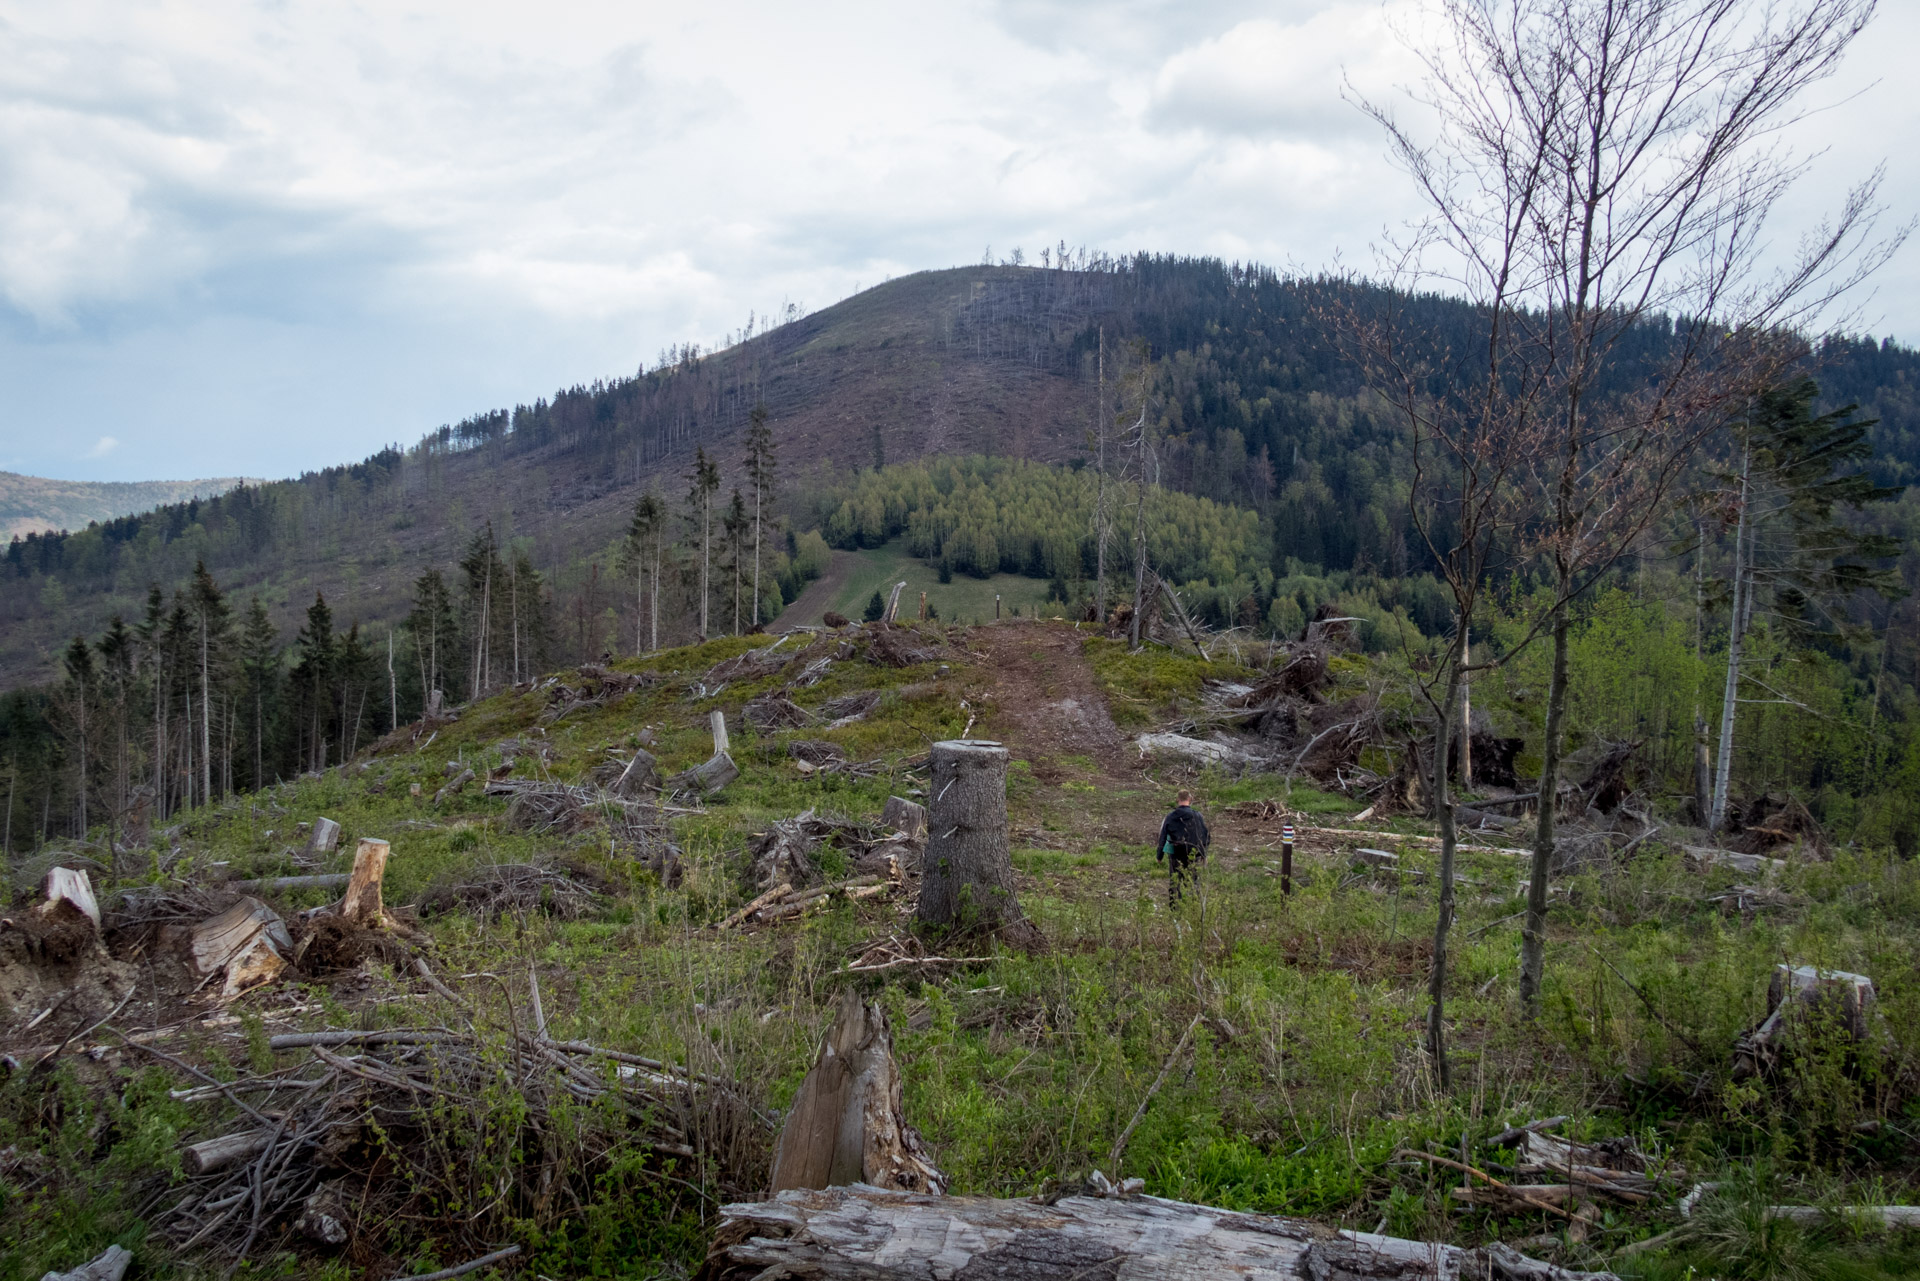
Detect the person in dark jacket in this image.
<box><xmin>1155</xmin><ymin>789</ymin><xmax>1211</xmax><ymax>907</ymax></box>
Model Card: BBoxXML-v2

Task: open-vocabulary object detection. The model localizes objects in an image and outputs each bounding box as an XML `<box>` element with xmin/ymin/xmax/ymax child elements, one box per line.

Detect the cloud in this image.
<box><xmin>0</xmin><ymin>1</ymin><xmax>1909</xmax><ymax>483</ymax></box>
<box><xmin>1148</xmin><ymin>7</ymin><xmax>1422</xmax><ymax>140</ymax></box>
<box><xmin>83</xmin><ymin>435</ymin><xmax>117</xmax><ymax>458</ymax></box>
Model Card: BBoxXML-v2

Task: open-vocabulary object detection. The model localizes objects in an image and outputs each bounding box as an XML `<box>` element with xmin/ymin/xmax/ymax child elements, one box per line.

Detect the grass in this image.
<box><xmin>10</xmin><ymin>621</ymin><xmax>1920</xmax><ymax>1279</ymax></box>
<box><xmin>811</xmin><ymin>539</ymin><xmax>1057</xmax><ymax>625</ymax></box>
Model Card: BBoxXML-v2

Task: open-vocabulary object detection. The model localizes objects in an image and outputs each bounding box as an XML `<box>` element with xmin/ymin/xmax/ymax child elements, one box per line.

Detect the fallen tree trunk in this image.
<box><xmin>225</xmin><ymin>873</ymin><xmax>350</xmax><ymax>893</ymax></box>
<box><xmin>697</xmin><ymin>1185</ymin><xmax>1620</xmax><ymax>1281</ymax></box>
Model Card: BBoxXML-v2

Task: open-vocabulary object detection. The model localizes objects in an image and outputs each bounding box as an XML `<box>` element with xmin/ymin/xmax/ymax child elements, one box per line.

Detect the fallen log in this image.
<box><xmin>39</xmin><ymin>1245</ymin><xmax>133</xmax><ymax>1281</ymax></box>
<box><xmin>184</xmin><ymin>1128</ymin><xmax>275</xmax><ymax>1174</ymax></box>
<box><xmin>696</xmin><ymin>1185</ymin><xmax>1620</xmax><ymax>1281</ymax></box>
<box><xmin>225</xmin><ymin>873</ymin><xmax>350</xmax><ymax>894</ymax></box>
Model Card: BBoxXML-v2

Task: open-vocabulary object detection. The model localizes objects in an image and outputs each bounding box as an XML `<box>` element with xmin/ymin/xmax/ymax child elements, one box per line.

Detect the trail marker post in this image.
<box><xmin>1281</xmin><ymin>824</ymin><xmax>1295</xmax><ymax>896</ymax></box>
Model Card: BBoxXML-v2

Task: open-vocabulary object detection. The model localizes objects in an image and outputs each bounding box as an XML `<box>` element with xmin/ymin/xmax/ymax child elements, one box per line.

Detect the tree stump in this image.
<box><xmin>768</xmin><ymin>986</ymin><xmax>947</xmax><ymax>1196</ymax></box>
<box><xmin>342</xmin><ymin>839</ymin><xmax>391</xmax><ymax>926</ymax></box>
<box><xmin>881</xmin><ymin>796</ymin><xmax>927</xmax><ymax>841</ymax></box>
<box><xmin>914</xmin><ymin>740</ymin><xmax>1041</xmax><ymax>950</ymax></box>
<box><xmin>306</xmin><ymin>816</ymin><xmax>341</xmax><ymax>855</ymax></box>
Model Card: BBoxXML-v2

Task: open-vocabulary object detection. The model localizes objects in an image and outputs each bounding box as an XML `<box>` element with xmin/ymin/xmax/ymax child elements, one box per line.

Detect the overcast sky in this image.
<box><xmin>3</xmin><ymin>0</ymin><xmax>1915</xmax><ymax>484</ymax></box>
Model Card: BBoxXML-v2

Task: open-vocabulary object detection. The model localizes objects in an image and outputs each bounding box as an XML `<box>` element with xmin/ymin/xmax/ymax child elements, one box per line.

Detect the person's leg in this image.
<box><xmin>1168</xmin><ymin>847</ymin><xmax>1191</xmax><ymax>907</ymax></box>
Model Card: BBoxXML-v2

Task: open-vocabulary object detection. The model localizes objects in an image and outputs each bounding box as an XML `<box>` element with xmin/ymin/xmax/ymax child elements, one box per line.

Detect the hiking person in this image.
<box><xmin>1155</xmin><ymin>789</ymin><xmax>1210</xmax><ymax>907</ymax></box>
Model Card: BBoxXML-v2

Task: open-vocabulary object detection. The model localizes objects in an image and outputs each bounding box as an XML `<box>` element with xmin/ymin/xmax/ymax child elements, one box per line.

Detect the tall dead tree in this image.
<box><xmin>914</xmin><ymin>740</ymin><xmax>1041</xmax><ymax>950</ymax></box>
<box><xmin>1355</xmin><ymin>0</ymin><xmax>1902</xmax><ymax>1026</ymax></box>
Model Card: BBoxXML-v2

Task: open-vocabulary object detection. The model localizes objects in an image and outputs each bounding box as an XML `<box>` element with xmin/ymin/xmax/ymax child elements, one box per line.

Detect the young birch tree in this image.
<box><xmin>1356</xmin><ymin>0</ymin><xmax>1903</xmax><ymax>1036</ymax></box>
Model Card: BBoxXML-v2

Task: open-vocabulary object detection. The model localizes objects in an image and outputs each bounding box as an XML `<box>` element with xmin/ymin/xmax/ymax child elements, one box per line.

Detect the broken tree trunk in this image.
<box><xmin>670</xmin><ymin>712</ymin><xmax>739</xmax><ymax>795</ymax></box>
<box><xmin>341</xmin><ymin>838</ymin><xmax>391</xmax><ymax>926</ymax></box>
<box><xmin>914</xmin><ymin>740</ymin><xmax>1041</xmax><ymax>950</ymax></box>
<box><xmin>696</xmin><ymin>1185</ymin><xmax>1620</xmax><ymax>1281</ymax></box>
<box><xmin>189</xmin><ymin>896</ymin><xmax>293</xmax><ymax>999</ymax></box>
<box><xmin>767</xmin><ymin>986</ymin><xmax>947</xmax><ymax>1196</ymax></box>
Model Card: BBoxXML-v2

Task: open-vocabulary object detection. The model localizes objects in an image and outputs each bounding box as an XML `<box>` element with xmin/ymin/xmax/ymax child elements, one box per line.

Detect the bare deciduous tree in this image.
<box><xmin>1353</xmin><ymin>0</ymin><xmax>1905</xmax><ymax>1047</ymax></box>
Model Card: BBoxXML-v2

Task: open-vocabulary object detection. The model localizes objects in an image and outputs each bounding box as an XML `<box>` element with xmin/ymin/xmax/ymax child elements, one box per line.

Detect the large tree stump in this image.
<box><xmin>341</xmin><ymin>838</ymin><xmax>391</xmax><ymax>925</ymax></box>
<box><xmin>697</xmin><ymin>1185</ymin><xmax>1620</xmax><ymax>1281</ymax></box>
<box><xmin>915</xmin><ymin>740</ymin><xmax>1040</xmax><ymax>949</ymax></box>
<box><xmin>769</xmin><ymin>986</ymin><xmax>946</xmax><ymax>1196</ymax></box>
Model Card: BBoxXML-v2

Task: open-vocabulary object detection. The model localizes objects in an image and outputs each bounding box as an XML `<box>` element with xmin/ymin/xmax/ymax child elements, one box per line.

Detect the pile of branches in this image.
<box><xmin>715</xmin><ymin>875</ymin><xmax>895</xmax><ymax>929</ymax></box>
<box><xmin>484</xmin><ymin>779</ymin><xmax>683</xmax><ymax>881</ymax></box>
<box><xmin>418</xmin><ymin>861</ymin><xmax>609</xmax><ymax>923</ymax></box>
<box><xmin>537</xmin><ymin>664</ymin><xmax>659</xmax><ymax>725</ymax></box>
<box><xmin>746</xmin><ymin>809</ymin><xmax>915</xmax><ymax>893</ymax></box>
<box><xmin>703</xmin><ymin>635</ymin><xmax>798</xmax><ymax>684</ymax></box>
<box><xmin>148</xmin><ymin>981</ymin><xmax>767</xmax><ymax>1269</ymax></box>
<box><xmin>863</xmin><ymin>624</ymin><xmax>944</xmax><ymax>668</ymax></box>
<box><xmin>1728</xmin><ymin>792</ymin><xmax>1827</xmax><ymax>857</ymax></box>
<box><xmin>744</xmin><ymin>692</ymin><xmax>813</xmax><ymax>732</ymax></box>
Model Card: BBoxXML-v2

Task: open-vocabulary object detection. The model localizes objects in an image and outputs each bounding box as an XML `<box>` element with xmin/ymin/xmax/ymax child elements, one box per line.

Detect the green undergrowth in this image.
<box><xmin>11</xmin><ymin>623</ymin><xmax>1920</xmax><ymax>1279</ymax></box>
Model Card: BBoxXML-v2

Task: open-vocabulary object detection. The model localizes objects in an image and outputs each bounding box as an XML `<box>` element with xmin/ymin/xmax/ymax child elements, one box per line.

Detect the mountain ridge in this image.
<box><xmin>1</xmin><ymin>471</ymin><xmax>256</xmax><ymax>541</ymax></box>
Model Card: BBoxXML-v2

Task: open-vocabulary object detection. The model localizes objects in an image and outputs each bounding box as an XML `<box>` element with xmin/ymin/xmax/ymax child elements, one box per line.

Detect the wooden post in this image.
<box><xmin>994</xmin><ymin>594</ymin><xmax>1001</xmax><ymax>620</ymax></box>
<box><xmin>916</xmin><ymin>740</ymin><xmax>1040</xmax><ymax>949</ymax></box>
<box><xmin>919</xmin><ymin>591</ymin><xmax>927</xmax><ymax>621</ymax></box>
<box><xmin>710</xmin><ymin>710</ymin><xmax>730</xmax><ymax>757</ymax></box>
<box><xmin>1280</xmin><ymin>823</ymin><xmax>1294</xmax><ymax>897</ymax></box>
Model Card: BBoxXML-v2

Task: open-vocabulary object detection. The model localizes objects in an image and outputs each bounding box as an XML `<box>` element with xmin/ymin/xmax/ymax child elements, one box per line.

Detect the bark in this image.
<box><xmin>697</xmin><ymin>1185</ymin><xmax>1620</xmax><ymax>1281</ymax></box>
<box><xmin>915</xmin><ymin>740</ymin><xmax>1038</xmax><ymax>948</ymax></box>
<box><xmin>1710</xmin><ymin>442</ymin><xmax>1753</xmax><ymax>832</ymax></box>
<box><xmin>1518</xmin><ymin>608</ymin><xmax>1570</xmax><ymax>1018</ymax></box>
<box><xmin>1426</xmin><ymin>662</ymin><xmax>1463</xmax><ymax>1088</ymax></box>
<box><xmin>768</xmin><ymin>986</ymin><xmax>947</xmax><ymax>1196</ymax></box>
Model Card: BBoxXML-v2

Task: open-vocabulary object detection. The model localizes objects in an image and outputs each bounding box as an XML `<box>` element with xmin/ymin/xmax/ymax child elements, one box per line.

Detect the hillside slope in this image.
<box><xmin>0</xmin><ymin>471</ymin><xmax>252</xmax><ymax>540</ymax></box>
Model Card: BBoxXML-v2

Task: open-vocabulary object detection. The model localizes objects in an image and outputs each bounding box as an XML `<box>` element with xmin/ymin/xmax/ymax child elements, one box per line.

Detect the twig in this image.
<box><xmin>104</xmin><ymin>1027</ymin><xmax>274</xmax><ymax>1125</ymax></box>
<box><xmin>1108</xmin><ymin>1014</ymin><xmax>1202</xmax><ymax>1174</ymax></box>
<box><xmin>391</xmin><ymin>1245</ymin><xmax>522</xmax><ymax>1281</ymax></box>
<box><xmin>841</xmin><ymin>955</ymin><xmax>996</xmax><ymax>975</ymax></box>
<box><xmin>34</xmin><ymin>987</ymin><xmax>134</xmax><ymax>1071</ymax></box>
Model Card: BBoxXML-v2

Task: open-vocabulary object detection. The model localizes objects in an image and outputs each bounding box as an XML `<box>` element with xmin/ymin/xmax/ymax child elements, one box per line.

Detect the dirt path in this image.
<box><xmin>967</xmin><ymin>621</ymin><xmax>1131</xmax><ymax>783</ymax></box>
<box><xmin>775</xmin><ymin>550</ymin><xmax>856</xmax><ymax>626</ymax></box>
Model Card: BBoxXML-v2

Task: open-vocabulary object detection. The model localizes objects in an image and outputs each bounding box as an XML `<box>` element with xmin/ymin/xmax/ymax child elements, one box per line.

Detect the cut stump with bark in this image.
<box><xmin>881</xmin><ymin>796</ymin><xmax>928</xmax><ymax>842</ymax></box>
<box><xmin>914</xmin><ymin>740</ymin><xmax>1042</xmax><ymax>951</ymax></box>
<box><xmin>697</xmin><ymin>1185</ymin><xmax>1620</xmax><ymax>1281</ymax></box>
<box><xmin>768</xmin><ymin>986</ymin><xmax>946</xmax><ymax>1196</ymax></box>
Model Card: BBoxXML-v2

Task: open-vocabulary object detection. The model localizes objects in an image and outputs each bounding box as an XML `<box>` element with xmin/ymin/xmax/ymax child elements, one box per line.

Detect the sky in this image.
<box><xmin>1</xmin><ymin>0</ymin><xmax>1915</xmax><ymax>484</ymax></box>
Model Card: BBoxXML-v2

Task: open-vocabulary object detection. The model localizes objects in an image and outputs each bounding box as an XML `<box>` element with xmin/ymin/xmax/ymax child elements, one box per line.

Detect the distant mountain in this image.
<box><xmin>1</xmin><ymin>471</ymin><xmax>253</xmax><ymax>541</ymax></box>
